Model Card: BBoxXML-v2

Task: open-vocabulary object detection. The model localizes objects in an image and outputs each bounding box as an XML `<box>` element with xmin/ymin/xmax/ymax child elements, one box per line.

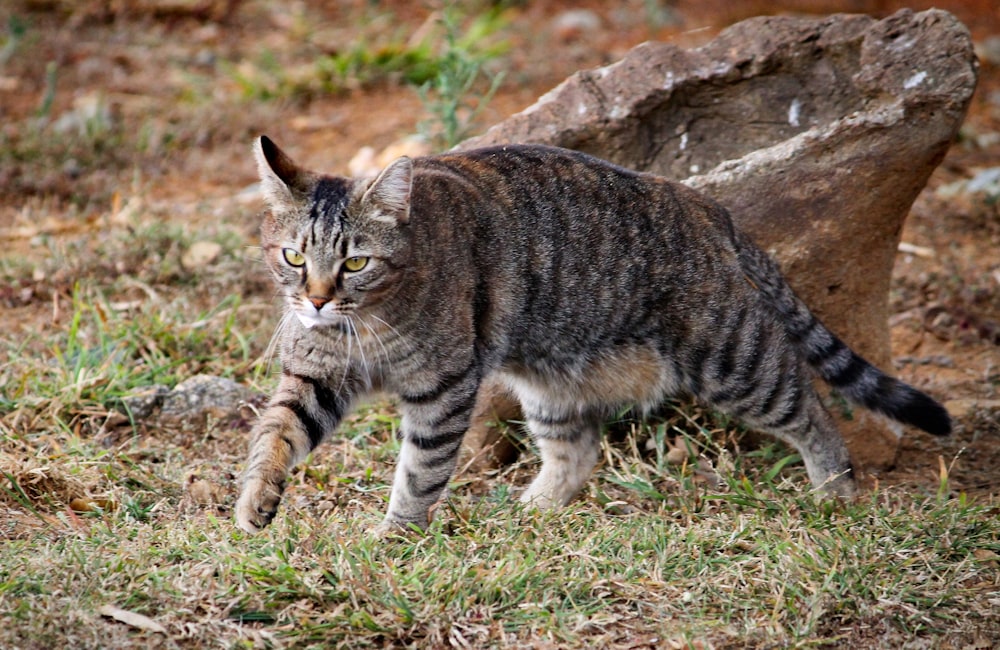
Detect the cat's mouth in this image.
<box><xmin>293</xmin><ymin>306</ymin><xmax>353</xmax><ymax>330</ymax></box>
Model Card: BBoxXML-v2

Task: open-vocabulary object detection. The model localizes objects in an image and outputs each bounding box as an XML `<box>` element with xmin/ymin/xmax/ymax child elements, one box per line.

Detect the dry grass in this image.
<box><xmin>2</xmin><ymin>417</ymin><xmax>998</xmax><ymax>649</ymax></box>
<box><xmin>2</xmin><ymin>1</ymin><xmax>999</xmax><ymax>648</ymax></box>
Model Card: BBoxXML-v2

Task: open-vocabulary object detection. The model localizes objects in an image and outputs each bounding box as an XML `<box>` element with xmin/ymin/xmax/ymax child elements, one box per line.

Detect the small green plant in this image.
<box><xmin>218</xmin><ymin>3</ymin><xmax>509</xmax><ymax>146</ymax></box>
<box><xmin>316</xmin><ymin>40</ymin><xmax>442</xmax><ymax>92</ymax></box>
<box><xmin>416</xmin><ymin>4</ymin><xmax>509</xmax><ymax>148</ymax></box>
<box><xmin>36</xmin><ymin>61</ymin><xmax>58</xmax><ymax>120</ymax></box>
<box><xmin>0</xmin><ymin>14</ymin><xmax>27</xmax><ymax>67</ymax></box>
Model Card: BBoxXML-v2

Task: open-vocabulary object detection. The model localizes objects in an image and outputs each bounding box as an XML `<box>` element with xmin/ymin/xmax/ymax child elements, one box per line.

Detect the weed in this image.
<box><xmin>416</xmin><ymin>4</ymin><xmax>509</xmax><ymax>148</ymax></box>
<box><xmin>1</xmin><ymin>4</ymin><xmax>996</xmax><ymax>649</ymax></box>
<box><xmin>0</xmin><ymin>14</ymin><xmax>27</xmax><ymax>67</ymax></box>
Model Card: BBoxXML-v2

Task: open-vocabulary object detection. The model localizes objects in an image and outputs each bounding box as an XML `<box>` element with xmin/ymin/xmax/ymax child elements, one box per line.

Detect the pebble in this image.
<box><xmin>181</xmin><ymin>240</ymin><xmax>223</xmax><ymax>269</ymax></box>
<box><xmin>160</xmin><ymin>374</ymin><xmax>256</xmax><ymax>418</ymax></box>
<box><xmin>551</xmin><ymin>9</ymin><xmax>602</xmax><ymax>42</ymax></box>
<box><xmin>976</xmin><ymin>35</ymin><xmax>1000</xmax><ymax>66</ymax></box>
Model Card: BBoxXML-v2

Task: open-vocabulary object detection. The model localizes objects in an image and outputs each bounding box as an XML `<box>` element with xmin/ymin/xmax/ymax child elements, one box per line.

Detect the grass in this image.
<box><xmin>414</xmin><ymin>4</ymin><xmax>509</xmax><ymax>148</ymax></box>
<box><xmin>219</xmin><ymin>1</ymin><xmax>510</xmax><ymax>148</ymax></box>
<box><xmin>1</xmin><ymin>421</ymin><xmax>997</xmax><ymax>649</ymax></box>
<box><xmin>1</xmin><ymin>2</ymin><xmax>998</xmax><ymax>648</ymax></box>
<box><xmin>2</xmin><ymin>290</ymin><xmax>998</xmax><ymax>649</ymax></box>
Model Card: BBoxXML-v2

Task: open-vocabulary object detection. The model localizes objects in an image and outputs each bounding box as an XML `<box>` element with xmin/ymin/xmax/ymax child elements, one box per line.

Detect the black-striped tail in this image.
<box><xmin>736</xmin><ymin>231</ymin><xmax>952</xmax><ymax>437</ymax></box>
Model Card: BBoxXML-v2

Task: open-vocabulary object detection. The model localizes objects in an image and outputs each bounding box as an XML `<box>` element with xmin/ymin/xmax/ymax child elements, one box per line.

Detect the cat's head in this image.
<box><xmin>254</xmin><ymin>135</ymin><xmax>413</xmax><ymax>330</ymax></box>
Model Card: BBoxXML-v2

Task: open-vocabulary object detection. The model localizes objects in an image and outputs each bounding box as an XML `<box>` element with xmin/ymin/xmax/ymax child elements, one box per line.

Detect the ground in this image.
<box><xmin>2</xmin><ymin>0</ymin><xmax>996</xmax><ymax>497</ymax></box>
<box><xmin>0</xmin><ymin>1</ymin><xmax>998</xmax><ymax>648</ymax></box>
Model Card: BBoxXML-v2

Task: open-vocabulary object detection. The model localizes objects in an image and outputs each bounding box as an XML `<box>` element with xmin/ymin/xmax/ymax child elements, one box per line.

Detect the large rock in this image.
<box><xmin>457</xmin><ymin>9</ymin><xmax>977</xmax><ymax>472</ymax></box>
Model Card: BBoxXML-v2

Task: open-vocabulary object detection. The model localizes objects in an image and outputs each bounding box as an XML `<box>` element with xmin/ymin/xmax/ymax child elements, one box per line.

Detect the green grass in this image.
<box><xmin>1</xmin><ymin>3</ymin><xmax>997</xmax><ymax>648</ymax></box>
<box><xmin>1</xmin><ymin>438</ymin><xmax>996</xmax><ymax>649</ymax></box>
<box><xmin>1</xmin><ymin>204</ymin><xmax>997</xmax><ymax>648</ymax></box>
<box><xmin>218</xmin><ymin>1</ymin><xmax>510</xmax><ymax>148</ymax></box>
<box><xmin>2</xmin><ymin>303</ymin><xmax>998</xmax><ymax>649</ymax></box>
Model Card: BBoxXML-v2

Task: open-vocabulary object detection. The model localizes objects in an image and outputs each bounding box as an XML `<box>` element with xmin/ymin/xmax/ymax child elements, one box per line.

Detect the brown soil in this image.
<box><xmin>1</xmin><ymin>0</ymin><xmax>998</xmax><ymax>498</ymax></box>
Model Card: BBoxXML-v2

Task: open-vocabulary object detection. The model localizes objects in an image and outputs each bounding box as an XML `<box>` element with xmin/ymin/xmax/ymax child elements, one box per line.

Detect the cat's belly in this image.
<box><xmin>499</xmin><ymin>344</ymin><xmax>682</xmax><ymax>412</ymax></box>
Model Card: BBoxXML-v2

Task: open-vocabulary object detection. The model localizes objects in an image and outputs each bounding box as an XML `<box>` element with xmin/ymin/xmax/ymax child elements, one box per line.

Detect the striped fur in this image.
<box><xmin>235</xmin><ymin>137</ymin><xmax>951</xmax><ymax>534</ymax></box>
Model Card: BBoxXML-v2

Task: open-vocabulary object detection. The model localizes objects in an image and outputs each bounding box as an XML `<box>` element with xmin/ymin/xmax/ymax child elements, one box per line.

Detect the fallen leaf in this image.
<box><xmin>98</xmin><ymin>604</ymin><xmax>167</xmax><ymax>634</ymax></box>
<box><xmin>69</xmin><ymin>497</ymin><xmax>116</xmax><ymax>513</ymax></box>
<box><xmin>186</xmin><ymin>477</ymin><xmax>226</xmax><ymax>506</ymax></box>
<box><xmin>973</xmin><ymin>548</ymin><xmax>999</xmax><ymax>566</ymax></box>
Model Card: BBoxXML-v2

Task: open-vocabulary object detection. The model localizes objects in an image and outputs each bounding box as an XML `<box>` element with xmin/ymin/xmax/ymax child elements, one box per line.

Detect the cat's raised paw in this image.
<box><xmin>235</xmin><ymin>480</ymin><xmax>283</xmax><ymax>533</ymax></box>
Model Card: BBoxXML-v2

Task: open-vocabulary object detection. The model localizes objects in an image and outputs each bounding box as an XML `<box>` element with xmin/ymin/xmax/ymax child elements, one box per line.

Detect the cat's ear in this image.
<box><xmin>361</xmin><ymin>156</ymin><xmax>413</xmax><ymax>224</ymax></box>
<box><xmin>254</xmin><ymin>135</ymin><xmax>317</xmax><ymax>213</ymax></box>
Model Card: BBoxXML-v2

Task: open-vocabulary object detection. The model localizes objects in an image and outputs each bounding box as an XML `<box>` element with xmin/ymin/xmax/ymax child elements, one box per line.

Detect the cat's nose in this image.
<box><xmin>308</xmin><ymin>296</ymin><xmax>331</xmax><ymax>310</ymax></box>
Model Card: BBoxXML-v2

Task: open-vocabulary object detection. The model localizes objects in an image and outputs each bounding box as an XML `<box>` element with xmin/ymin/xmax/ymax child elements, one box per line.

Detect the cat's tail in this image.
<box><xmin>735</xmin><ymin>233</ymin><xmax>952</xmax><ymax>437</ymax></box>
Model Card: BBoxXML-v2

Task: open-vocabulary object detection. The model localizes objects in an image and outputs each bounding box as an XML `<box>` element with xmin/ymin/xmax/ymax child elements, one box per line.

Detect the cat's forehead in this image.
<box><xmin>306</xmin><ymin>176</ymin><xmax>353</xmax><ymax>224</ymax></box>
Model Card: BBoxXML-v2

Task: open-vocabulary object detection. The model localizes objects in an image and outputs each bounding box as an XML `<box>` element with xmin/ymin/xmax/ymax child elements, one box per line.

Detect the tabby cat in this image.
<box><xmin>236</xmin><ymin>136</ymin><xmax>951</xmax><ymax>534</ymax></box>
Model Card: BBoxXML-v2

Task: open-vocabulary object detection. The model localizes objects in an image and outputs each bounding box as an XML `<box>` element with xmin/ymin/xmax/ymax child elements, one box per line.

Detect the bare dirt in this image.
<box><xmin>1</xmin><ymin>0</ymin><xmax>998</xmax><ymax>499</ymax></box>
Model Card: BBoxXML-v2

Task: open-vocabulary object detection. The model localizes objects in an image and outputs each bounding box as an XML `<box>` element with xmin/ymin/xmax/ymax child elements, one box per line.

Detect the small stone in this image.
<box><xmin>119</xmin><ymin>384</ymin><xmax>170</xmax><ymax>419</ymax></box>
<box><xmin>966</xmin><ymin>167</ymin><xmax>1000</xmax><ymax>198</ymax></box>
<box><xmin>976</xmin><ymin>35</ymin><xmax>1000</xmax><ymax>65</ymax></box>
<box><xmin>160</xmin><ymin>375</ymin><xmax>258</xmax><ymax>426</ymax></box>
<box><xmin>62</xmin><ymin>158</ymin><xmax>81</xmax><ymax>179</ymax></box>
<box><xmin>348</xmin><ymin>146</ymin><xmax>378</xmax><ymax>177</ymax></box>
<box><xmin>181</xmin><ymin>240</ymin><xmax>222</xmax><ymax>269</ymax></box>
<box><xmin>161</xmin><ymin>374</ymin><xmax>257</xmax><ymax>421</ymax></box>
<box><xmin>551</xmin><ymin>9</ymin><xmax>602</xmax><ymax>42</ymax></box>
<box><xmin>193</xmin><ymin>48</ymin><xmax>216</xmax><ymax>68</ymax></box>
<box><xmin>350</xmin><ymin>137</ymin><xmax>432</xmax><ymax>178</ymax></box>
<box><xmin>665</xmin><ymin>444</ymin><xmax>689</xmax><ymax>466</ymax></box>
<box><xmin>376</xmin><ymin>136</ymin><xmax>430</xmax><ymax>167</ymax></box>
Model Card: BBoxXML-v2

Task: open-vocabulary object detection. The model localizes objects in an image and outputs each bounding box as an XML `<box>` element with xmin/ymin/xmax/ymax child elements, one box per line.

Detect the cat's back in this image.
<box><xmin>401</xmin><ymin>145</ymin><xmax>753</xmax><ymax>367</ymax></box>
<box><xmin>413</xmin><ymin>144</ymin><xmax>736</xmax><ymax>247</ymax></box>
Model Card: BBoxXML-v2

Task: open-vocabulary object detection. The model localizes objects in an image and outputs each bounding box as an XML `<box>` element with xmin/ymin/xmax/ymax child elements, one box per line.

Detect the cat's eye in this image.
<box><xmin>343</xmin><ymin>256</ymin><xmax>369</xmax><ymax>272</ymax></box>
<box><xmin>282</xmin><ymin>248</ymin><xmax>306</xmax><ymax>267</ymax></box>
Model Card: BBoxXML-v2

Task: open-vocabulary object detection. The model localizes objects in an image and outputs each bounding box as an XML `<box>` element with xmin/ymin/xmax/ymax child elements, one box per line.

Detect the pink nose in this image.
<box><xmin>308</xmin><ymin>296</ymin><xmax>330</xmax><ymax>310</ymax></box>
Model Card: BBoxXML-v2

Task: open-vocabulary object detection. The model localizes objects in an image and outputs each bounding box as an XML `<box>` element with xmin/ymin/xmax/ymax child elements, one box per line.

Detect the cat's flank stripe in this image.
<box><xmin>399</xmin><ymin>363</ymin><xmax>477</xmax><ymax>405</ymax></box>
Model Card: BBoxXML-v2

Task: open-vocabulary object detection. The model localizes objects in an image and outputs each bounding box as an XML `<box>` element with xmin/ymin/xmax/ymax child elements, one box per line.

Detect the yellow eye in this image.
<box><xmin>343</xmin><ymin>256</ymin><xmax>369</xmax><ymax>272</ymax></box>
<box><xmin>282</xmin><ymin>248</ymin><xmax>305</xmax><ymax>267</ymax></box>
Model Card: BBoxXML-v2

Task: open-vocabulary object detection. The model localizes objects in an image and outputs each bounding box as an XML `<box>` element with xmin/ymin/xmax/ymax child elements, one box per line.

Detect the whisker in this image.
<box><xmin>260</xmin><ymin>310</ymin><xmax>293</xmax><ymax>377</ymax></box>
<box><xmin>370</xmin><ymin>313</ymin><xmax>420</xmax><ymax>364</ymax></box>
<box><xmin>357</xmin><ymin>314</ymin><xmax>392</xmax><ymax>368</ymax></box>
<box><xmin>335</xmin><ymin>313</ymin><xmax>355</xmax><ymax>393</ymax></box>
<box><xmin>346</xmin><ymin>315</ymin><xmax>374</xmax><ymax>389</ymax></box>
<box><xmin>369</xmin><ymin>314</ymin><xmax>401</xmax><ymax>339</ymax></box>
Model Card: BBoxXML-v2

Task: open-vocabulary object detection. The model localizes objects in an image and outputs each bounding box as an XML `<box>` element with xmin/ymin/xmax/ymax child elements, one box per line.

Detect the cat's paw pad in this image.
<box><xmin>235</xmin><ymin>480</ymin><xmax>283</xmax><ymax>534</ymax></box>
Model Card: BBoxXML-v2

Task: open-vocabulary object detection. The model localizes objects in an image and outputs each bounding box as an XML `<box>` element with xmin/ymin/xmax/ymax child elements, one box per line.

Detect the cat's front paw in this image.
<box><xmin>816</xmin><ymin>470</ymin><xmax>857</xmax><ymax>499</ymax></box>
<box><xmin>235</xmin><ymin>478</ymin><xmax>284</xmax><ymax>533</ymax></box>
<box><xmin>371</xmin><ymin>516</ymin><xmax>426</xmax><ymax>539</ymax></box>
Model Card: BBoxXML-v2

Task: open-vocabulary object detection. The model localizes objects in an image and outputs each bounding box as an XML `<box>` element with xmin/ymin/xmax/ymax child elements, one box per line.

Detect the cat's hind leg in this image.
<box><xmin>777</xmin><ymin>393</ymin><xmax>856</xmax><ymax>497</ymax></box>
<box><xmin>520</xmin><ymin>411</ymin><xmax>603</xmax><ymax>509</ymax></box>
<box><xmin>696</xmin><ymin>314</ymin><xmax>856</xmax><ymax>497</ymax></box>
<box><xmin>715</xmin><ymin>366</ymin><xmax>856</xmax><ymax>497</ymax></box>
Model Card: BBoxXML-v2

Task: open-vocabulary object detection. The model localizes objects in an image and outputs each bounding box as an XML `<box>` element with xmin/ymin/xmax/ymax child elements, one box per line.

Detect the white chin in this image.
<box><xmin>294</xmin><ymin>311</ymin><xmax>325</xmax><ymax>329</ymax></box>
